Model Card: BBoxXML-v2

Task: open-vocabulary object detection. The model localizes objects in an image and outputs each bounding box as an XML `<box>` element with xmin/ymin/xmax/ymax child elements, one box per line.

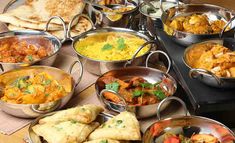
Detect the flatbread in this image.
<box><xmin>32</xmin><ymin>121</ymin><xmax>99</xmax><ymax>143</ymax></box>
<box><xmin>88</xmin><ymin>111</ymin><xmax>141</xmax><ymax>141</ymax></box>
<box><xmin>39</xmin><ymin>104</ymin><xmax>104</xmax><ymax>124</ymax></box>
<box><xmin>2</xmin><ymin>0</ymin><xmax>85</xmax><ymax>24</ymax></box>
<box><xmin>7</xmin><ymin>16</ymin><xmax>92</xmax><ymax>39</ymax></box>
<box><xmin>84</xmin><ymin>139</ymin><xmax>120</xmax><ymax>143</ymax></box>
<box><xmin>0</xmin><ymin>13</ymin><xmax>62</xmax><ymax>30</ymax></box>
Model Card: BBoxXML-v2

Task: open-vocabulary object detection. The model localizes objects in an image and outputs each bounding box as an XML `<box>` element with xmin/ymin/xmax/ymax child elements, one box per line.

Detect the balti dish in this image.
<box><xmin>100</xmin><ymin>75</ymin><xmax>172</xmax><ymax>106</ymax></box>
<box><xmin>75</xmin><ymin>32</ymin><xmax>149</xmax><ymax>61</ymax></box>
<box><xmin>185</xmin><ymin>43</ymin><xmax>235</xmax><ymax>78</ymax></box>
<box><xmin>167</xmin><ymin>14</ymin><xmax>228</xmax><ymax>34</ymax></box>
<box><xmin>0</xmin><ymin>37</ymin><xmax>52</xmax><ymax>63</ymax></box>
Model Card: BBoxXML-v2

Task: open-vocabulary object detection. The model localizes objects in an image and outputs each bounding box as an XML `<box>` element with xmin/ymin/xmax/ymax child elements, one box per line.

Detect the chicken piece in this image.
<box><xmin>229</xmin><ymin>67</ymin><xmax>235</xmax><ymax>77</ymax></box>
<box><xmin>129</xmin><ymin>77</ymin><xmax>147</xmax><ymax>87</ymax></box>
<box><xmin>169</xmin><ymin>17</ymin><xmax>185</xmax><ymax>31</ymax></box>
<box><xmin>103</xmin><ymin>92</ymin><xmax>121</xmax><ymax>103</ymax></box>
<box><xmin>211</xmin><ymin>20</ymin><xmax>227</xmax><ymax>33</ymax></box>
<box><xmin>191</xmin><ymin>134</ymin><xmax>219</xmax><ymax>143</ymax></box>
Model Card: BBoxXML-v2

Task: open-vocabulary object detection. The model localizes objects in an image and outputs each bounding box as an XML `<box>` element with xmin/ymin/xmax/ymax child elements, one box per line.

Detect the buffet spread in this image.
<box><xmin>0</xmin><ymin>0</ymin><xmax>235</xmax><ymax>143</ymax></box>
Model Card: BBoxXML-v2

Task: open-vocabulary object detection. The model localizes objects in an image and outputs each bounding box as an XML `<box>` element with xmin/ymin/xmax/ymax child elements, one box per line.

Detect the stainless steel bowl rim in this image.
<box><xmin>146</xmin><ymin>115</ymin><xmax>235</xmax><ymax>137</ymax></box>
<box><xmin>161</xmin><ymin>3</ymin><xmax>235</xmax><ymax>36</ymax></box>
<box><xmin>72</xmin><ymin>27</ymin><xmax>152</xmax><ymax>63</ymax></box>
<box><xmin>183</xmin><ymin>38</ymin><xmax>235</xmax><ymax>80</ymax></box>
<box><xmin>0</xmin><ymin>65</ymin><xmax>76</xmax><ymax>106</ymax></box>
<box><xmin>0</xmin><ymin>29</ymin><xmax>62</xmax><ymax>65</ymax></box>
<box><xmin>92</xmin><ymin>3</ymin><xmax>138</xmax><ymax>15</ymax></box>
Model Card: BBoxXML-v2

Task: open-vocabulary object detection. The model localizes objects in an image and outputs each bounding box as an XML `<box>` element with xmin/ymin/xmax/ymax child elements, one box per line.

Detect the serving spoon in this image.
<box><xmin>83</xmin><ymin>0</ymin><xmax>113</xmax><ymax>10</ymax></box>
<box><xmin>143</xmin><ymin>0</ymin><xmax>159</xmax><ymax>12</ymax></box>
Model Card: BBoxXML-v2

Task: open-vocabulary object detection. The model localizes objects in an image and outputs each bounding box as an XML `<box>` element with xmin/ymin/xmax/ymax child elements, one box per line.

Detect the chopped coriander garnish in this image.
<box><xmin>70</xmin><ymin>120</ymin><xmax>78</xmax><ymax>124</ymax></box>
<box><xmin>153</xmin><ymin>87</ymin><xmax>166</xmax><ymax>100</ymax></box>
<box><xmin>140</xmin><ymin>82</ymin><xmax>154</xmax><ymax>88</ymax></box>
<box><xmin>43</xmin><ymin>79</ymin><xmax>51</xmax><ymax>85</ymax></box>
<box><xmin>105</xmin><ymin>82</ymin><xmax>120</xmax><ymax>92</ymax></box>
<box><xmin>100</xmin><ymin>140</ymin><xmax>108</xmax><ymax>143</ymax></box>
<box><xmin>116</xmin><ymin>120</ymin><xmax>123</xmax><ymax>124</ymax></box>
<box><xmin>117</xmin><ymin>38</ymin><xmax>126</xmax><ymax>50</ymax></box>
<box><xmin>27</xmin><ymin>55</ymin><xmax>33</xmax><ymax>62</ymax></box>
<box><xmin>102</xmin><ymin>43</ymin><xmax>113</xmax><ymax>51</ymax></box>
<box><xmin>45</xmin><ymin>93</ymin><xmax>50</xmax><ymax>97</ymax></box>
<box><xmin>132</xmin><ymin>90</ymin><xmax>144</xmax><ymax>97</ymax></box>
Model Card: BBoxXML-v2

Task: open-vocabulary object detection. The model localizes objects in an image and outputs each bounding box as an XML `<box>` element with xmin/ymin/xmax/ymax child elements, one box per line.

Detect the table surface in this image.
<box><xmin>1</xmin><ymin>0</ymin><xmax>235</xmax><ymax>143</ymax></box>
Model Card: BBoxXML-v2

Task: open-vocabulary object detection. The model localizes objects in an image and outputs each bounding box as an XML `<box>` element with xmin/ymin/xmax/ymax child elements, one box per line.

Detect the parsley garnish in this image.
<box><xmin>42</xmin><ymin>79</ymin><xmax>51</xmax><ymax>85</ymax></box>
<box><xmin>102</xmin><ymin>43</ymin><xmax>113</xmax><ymax>51</ymax></box>
<box><xmin>117</xmin><ymin>38</ymin><xmax>125</xmax><ymax>50</ymax></box>
<box><xmin>116</xmin><ymin>120</ymin><xmax>123</xmax><ymax>124</ymax></box>
<box><xmin>153</xmin><ymin>87</ymin><xmax>166</xmax><ymax>100</ymax></box>
<box><xmin>27</xmin><ymin>55</ymin><xmax>33</xmax><ymax>62</ymax></box>
<box><xmin>45</xmin><ymin>93</ymin><xmax>50</xmax><ymax>97</ymax></box>
<box><xmin>132</xmin><ymin>90</ymin><xmax>144</xmax><ymax>97</ymax></box>
<box><xmin>105</xmin><ymin>82</ymin><xmax>120</xmax><ymax>92</ymax></box>
<box><xmin>100</xmin><ymin>140</ymin><xmax>108</xmax><ymax>143</ymax></box>
<box><xmin>70</xmin><ymin>120</ymin><xmax>78</xmax><ymax>124</ymax></box>
<box><xmin>140</xmin><ymin>82</ymin><xmax>154</xmax><ymax>88</ymax></box>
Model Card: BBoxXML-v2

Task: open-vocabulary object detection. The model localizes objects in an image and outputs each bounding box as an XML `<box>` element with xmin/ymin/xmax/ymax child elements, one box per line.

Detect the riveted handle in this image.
<box><xmin>157</xmin><ymin>96</ymin><xmax>188</xmax><ymax>120</ymax></box>
<box><xmin>44</xmin><ymin>16</ymin><xmax>67</xmax><ymax>43</ymax></box>
<box><xmin>67</xmin><ymin>14</ymin><xmax>95</xmax><ymax>41</ymax></box>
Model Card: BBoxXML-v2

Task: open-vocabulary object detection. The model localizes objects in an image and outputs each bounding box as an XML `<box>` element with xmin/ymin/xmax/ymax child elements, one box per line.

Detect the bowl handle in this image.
<box><xmin>68</xmin><ymin>60</ymin><xmax>84</xmax><ymax>88</ymax></box>
<box><xmin>124</xmin><ymin>41</ymin><xmax>157</xmax><ymax>67</ymax></box>
<box><xmin>44</xmin><ymin>16</ymin><xmax>67</xmax><ymax>43</ymax></box>
<box><xmin>99</xmin><ymin>89</ymin><xmax>128</xmax><ymax>112</ymax></box>
<box><xmin>157</xmin><ymin>96</ymin><xmax>188</xmax><ymax>120</ymax></box>
<box><xmin>145</xmin><ymin>50</ymin><xmax>171</xmax><ymax>73</ymax></box>
<box><xmin>67</xmin><ymin>14</ymin><xmax>95</xmax><ymax>41</ymax></box>
<box><xmin>189</xmin><ymin>68</ymin><xmax>221</xmax><ymax>86</ymax></box>
<box><xmin>2</xmin><ymin>0</ymin><xmax>18</xmax><ymax>14</ymax></box>
<box><xmin>31</xmin><ymin>100</ymin><xmax>61</xmax><ymax>114</ymax></box>
<box><xmin>160</xmin><ymin>0</ymin><xmax>179</xmax><ymax>13</ymax></box>
<box><xmin>220</xmin><ymin>16</ymin><xmax>235</xmax><ymax>38</ymax></box>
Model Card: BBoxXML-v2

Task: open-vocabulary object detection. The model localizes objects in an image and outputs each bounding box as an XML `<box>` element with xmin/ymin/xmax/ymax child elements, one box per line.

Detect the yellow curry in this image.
<box><xmin>1</xmin><ymin>72</ymin><xmax>68</xmax><ymax>104</ymax></box>
<box><xmin>75</xmin><ymin>32</ymin><xmax>149</xmax><ymax>61</ymax></box>
<box><xmin>103</xmin><ymin>6</ymin><xmax>134</xmax><ymax>21</ymax></box>
<box><xmin>167</xmin><ymin>14</ymin><xmax>228</xmax><ymax>34</ymax></box>
<box><xmin>186</xmin><ymin>43</ymin><xmax>235</xmax><ymax>77</ymax></box>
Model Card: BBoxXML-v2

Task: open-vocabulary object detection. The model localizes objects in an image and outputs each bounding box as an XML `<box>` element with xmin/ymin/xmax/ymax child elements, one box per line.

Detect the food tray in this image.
<box><xmin>155</xmin><ymin>27</ymin><xmax>235</xmax><ymax>127</ymax></box>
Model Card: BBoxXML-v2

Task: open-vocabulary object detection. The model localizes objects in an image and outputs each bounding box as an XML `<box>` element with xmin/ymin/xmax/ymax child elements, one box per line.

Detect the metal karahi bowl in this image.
<box><xmin>68</xmin><ymin>26</ymin><xmax>160</xmax><ymax>75</ymax></box>
<box><xmin>183</xmin><ymin>38</ymin><xmax>235</xmax><ymax>88</ymax></box>
<box><xmin>0</xmin><ymin>61</ymin><xmax>83</xmax><ymax>118</ymax></box>
<box><xmin>95</xmin><ymin>66</ymin><xmax>177</xmax><ymax>119</ymax></box>
<box><xmin>0</xmin><ymin>16</ymin><xmax>66</xmax><ymax>72</ymax></box>
<box><xmin>143</xmin><ymin>97</ymin><xmax>235</xmax><ymax>143</ymax></box>
<box><xmin>88</xmin><ymin>0</ymin><xmax>139</xmax><ymax>28</ymax></box>
<box><xmin>28</xmin><ymin>111</ymin><xmax>113</xmax><ymax>143</ymax></box>
<box><xmin>161</xmin><ymin>3</ymin><xmax>235</xmax><ymax>46</ymax></box>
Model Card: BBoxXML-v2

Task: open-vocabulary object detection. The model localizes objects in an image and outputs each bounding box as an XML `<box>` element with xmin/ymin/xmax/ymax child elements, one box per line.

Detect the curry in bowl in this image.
<box><xmin>0</xmin><ymin>36</ymin><xmax>53</xmax><ymax>63</ymax></box>
<box><xmin>0</xmin><ymin>68</ymin><xmax>72</xmax><ymax>104</ymax></box>
<box><xmin>102</xmin><ymin>6</ymin><xmax>135</xmax><ymax>21</ymax></box>
<box><xmin>185</xmin><ymin>43</ymin><xmax>235</xmax><ymax>78</ymax></box>
<box><xmin>98</xmin><ymin>75</ymin><xmax>173</xmax><ymax>106</ymax></box>
<box><xmin>74</xmin><ymin>32</ymin><xmax>150</xmax><ymax>61</ymax></box>
<box><xmin>166</xmin><ymin>14</ymin><xmax>228</xmax><ymax>34</ymax></box>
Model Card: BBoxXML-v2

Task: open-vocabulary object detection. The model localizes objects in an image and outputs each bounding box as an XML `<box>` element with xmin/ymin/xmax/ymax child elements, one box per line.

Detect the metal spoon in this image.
<box><xmin>83</xmin><ymin>0</ymin><xmax>112</xmax><ymax>10</ymax></box>
<box><xmin>143</xmin><ymin>0</ymin><xmax>159</xmax><ymax>12</ymax></box>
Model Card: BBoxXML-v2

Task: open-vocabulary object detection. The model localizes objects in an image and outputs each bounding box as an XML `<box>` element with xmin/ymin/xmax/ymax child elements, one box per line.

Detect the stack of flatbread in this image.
<box><xmin>32</xmin><ymin>104</ymin><xmax>141</xmax><ymax>143</ymax></box>
<box><xmin>0</xmin><ymin>0</ymin><xmax>92</xmax><ymax>39</ymax></box>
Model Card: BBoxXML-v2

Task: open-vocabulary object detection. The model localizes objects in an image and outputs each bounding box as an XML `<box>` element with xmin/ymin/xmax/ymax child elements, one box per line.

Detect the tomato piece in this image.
<box><xmin>164</xmin><ymin>136</ymin><xmax>181</xmax><ymax>143</ymax></box>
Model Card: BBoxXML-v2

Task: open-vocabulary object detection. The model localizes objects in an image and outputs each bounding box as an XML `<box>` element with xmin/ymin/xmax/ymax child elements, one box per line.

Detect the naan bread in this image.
<box><xmin>8</xmin><ymin>16</ymin><xmax>92</xmax><ymax>39</ymax></box>
<box><xmin>1</xmin><ymin>0</ymin><xmax>85</xmax><ymax>24</ymax></box>
<box><xmin>89</xmin><ymin>111</ymin><xmax>141</xmax><ymax>141</ymax></box>
<box><xmin>33</xmin><ymin>121</ymin><xmax>99</xmax><ymax>143</ymax></box>
<box><xmin>84</xmin><ymin>139</ymin><xmax>120</xmax><ymax>143</ymax></box>
<box><xmin>39</xmin><ymin>104</ymin><xmax>104</xmax><ymax>124</ymax></box>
